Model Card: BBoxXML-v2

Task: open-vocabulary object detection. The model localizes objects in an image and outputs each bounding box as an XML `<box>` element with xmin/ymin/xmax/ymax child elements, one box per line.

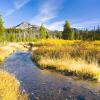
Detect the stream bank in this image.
<box><xmin>3</xmin><ymin>51</ymin><xmax>100</xmax><ymax>100</ymax></box>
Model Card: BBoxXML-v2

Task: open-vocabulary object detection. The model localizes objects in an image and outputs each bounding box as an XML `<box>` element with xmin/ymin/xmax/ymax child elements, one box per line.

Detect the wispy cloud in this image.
<box><xmin>14</xmin><ymin>0</ymin><xmax>31</xmax><ymax>9</ymax></box>
<box><xmin>46</xmin><ymin>19</ymin><xmax>100</xmax><ymax>31</ymax></box>
<box><xmin>30</xmin><ymin>0</ymin><xmax>63</xmax><ymax>25</ymax></box>
<box><xmin>5</xmin><ymin>0</ymin><xmax>31</xmax><ymax>16</ymax></box>
<box><xmin>72</xmin><ymin>20</ymin><xmax>100</xmax><ymax>29</ymax></box>
<box><xmin>45</xmin><ymin>20</ymin><xmax>65</xmax><ymax>31</ymax></box>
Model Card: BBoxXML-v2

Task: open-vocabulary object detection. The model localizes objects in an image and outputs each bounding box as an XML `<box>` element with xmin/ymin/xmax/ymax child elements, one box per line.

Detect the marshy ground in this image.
<box><xmin>0</xmin><ymin>40</ymin><xmax>100</xmax><ymax>100</ymax></box>
<box><xmin>32</xmin><ymin>39</ymin><xmax>100</xmax><ymax>81</ymax></box>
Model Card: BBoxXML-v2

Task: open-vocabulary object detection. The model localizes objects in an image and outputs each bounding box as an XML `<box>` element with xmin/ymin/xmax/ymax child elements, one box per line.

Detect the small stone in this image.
<box><xmin>58</xmin><ymin>90</ymin><xmax>61</xmax><ymax>94</ymax></box>
<box><xmin>35</xmin><ymin>97</ymin><xmax>39</xmax><ymax>100</ymax></box>
<box><xmin>31</xmin><ymin>92</ymin><xmax>34</xmax><ymax>95</ymax></box>
<box><xmin>62</xmin><ymin>87</ymin><xmax>68</xmax><ymax>91</ymax></box>
<box><xmin>66</xmin><ymin>96</ymin><xmax>72</xmax><ymax>99</ymax></box>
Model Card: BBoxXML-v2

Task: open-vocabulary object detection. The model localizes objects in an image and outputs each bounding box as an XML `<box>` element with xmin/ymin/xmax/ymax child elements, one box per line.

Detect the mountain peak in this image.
<box><xmin>15</xmin><ymin>21</ymin><xmax>33</xmax><ymax>29</ymax></box>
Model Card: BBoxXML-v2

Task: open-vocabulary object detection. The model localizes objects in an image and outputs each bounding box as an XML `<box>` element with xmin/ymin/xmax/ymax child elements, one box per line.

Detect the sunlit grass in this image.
<box><xmin>32</xmin><ymin>39</ymin><xmax>100</xmax><ymax>81</ymax></box>
<box><xmin>0</xmin><ymin>43</ymin><xmax>28</xmax><ymax>63</ymax></box>
<box><xmin>0</xmin><ymin>43</ymin><xmax>29</xmax><ymax>99</ymax></box>
<box><xmin>0</xmin><ymin>70</ymin><xmax>28</xmax><ymax>100</ymax></box>
<box><xmin>0</xmin><ymin>47</ymin><xmax>15</xmax><ymax>62</ymax></box>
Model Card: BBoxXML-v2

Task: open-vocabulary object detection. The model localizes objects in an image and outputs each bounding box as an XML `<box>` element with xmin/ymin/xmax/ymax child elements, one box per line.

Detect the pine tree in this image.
<box><xmin>62</xmin><ymin>21</ymin><xmax>73</xmax><ymax>40</ymax></box>
<box><xmin>0</xmin><ymin>15</ymin><xmax>5</xmax><ymax>43</ymax></box>
<box><xmin>39</xmin><ymin>24</ymin><xmax>47</xmax><ymax>39</ymax></box>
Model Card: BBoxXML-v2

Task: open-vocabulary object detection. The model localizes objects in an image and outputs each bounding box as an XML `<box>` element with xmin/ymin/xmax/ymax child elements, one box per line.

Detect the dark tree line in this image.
<box><xmin>0</xmin><ymin>15</ymin><xmax>5</xmax><ymax>43</ymax></box>
<box><xmin>4</xmin><ymin>22</ymin><xmax>100</xmax><ymax>41</ymax></box>
<box><xmin>5</xmin><ymin>28</ymin><xmax>38</xmax><ymax>42</ymax></box>
<box><xmin>62</xmin><ymin>21</ymin><xmax>100</xmax><ymax>40</ymax></box>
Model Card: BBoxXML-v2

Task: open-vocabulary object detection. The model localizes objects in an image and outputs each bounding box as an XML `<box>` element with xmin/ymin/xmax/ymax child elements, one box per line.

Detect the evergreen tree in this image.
<box><xmin>62</xmin><ymin>21</ymin><xmax>73</xmax><ymax>40</ymax></box>
<box><xmin>39</xmin><ymin>24</ymin><xmax>47</xmax><ymax>39</ymax></box>
<box><xmin>0</xmin><ymin>15</ymin><xmax>5</xmax><ymax>43</ymax></box>
<box><xmin>55</xmin><ymin>32</ymin><xmax>62</xmax><ymax>39</ymax></box>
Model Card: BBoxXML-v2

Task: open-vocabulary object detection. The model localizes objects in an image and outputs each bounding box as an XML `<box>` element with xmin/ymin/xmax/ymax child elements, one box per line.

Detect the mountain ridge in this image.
<box><xmin>14</xmin><ymin>21</ymin><xmax>78</xmax><ymax>33</ymax></box>
<box><xmin>14</xmin><ymin>22</ymin><xmax>39</xmax><ymax>30</ymax></box>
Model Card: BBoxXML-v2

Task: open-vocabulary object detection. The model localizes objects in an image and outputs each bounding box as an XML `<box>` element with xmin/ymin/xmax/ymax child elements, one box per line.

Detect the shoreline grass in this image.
<box><xmin>0</xmin><ymin>43</ymin><xmax>29</xmax><ymax>100</ymax></box>
<box><xmin>32</xmin><ymin>39</ymin><xmax>100</xmax><ymax>81</ymax></box>
<box><xmin>0</xmin><ymin>46</ymin><xmax>15</xmax><ymax>62</ymax></box>
<box><xmin>0</xmin><ymin>70</ymin><xmax>28</xmax><ymax>100</ymax></box>
<box><xmin>0</xmin><ymin>42</ymin><xmax>28</xmax><ymax>63</ymax></box>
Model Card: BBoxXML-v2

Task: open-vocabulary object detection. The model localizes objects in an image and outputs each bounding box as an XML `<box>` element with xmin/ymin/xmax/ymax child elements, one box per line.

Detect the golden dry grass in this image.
<box><xmin>0</xmin><ymin>43</ymin><xmax>29</xmax><ymax>99</ymax></box>
<box><xmin>32</xmin><ymin>39</ymin><xmax>100</xmax><ymax>81</ymax></box>
<box><xmin>0</xmin><ymin>43</ymin><xmax>28</xmax><ymax>62</ymax></box>
<box><xmin>0</xmin><ymin>47</ymin><xmax>15</xmax><ymax>62</ymax></box>
<box><xmin>0</xmin><ymin>70</ymin><xmax>28</xmax><ymax>100</ymax></box>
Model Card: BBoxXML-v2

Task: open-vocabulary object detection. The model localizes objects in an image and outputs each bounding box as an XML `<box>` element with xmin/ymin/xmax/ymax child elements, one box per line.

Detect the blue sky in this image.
<box><xmin>0</xmin><ymin>0</ymin><xmax>100</xmax><ymax>30</ymax></box>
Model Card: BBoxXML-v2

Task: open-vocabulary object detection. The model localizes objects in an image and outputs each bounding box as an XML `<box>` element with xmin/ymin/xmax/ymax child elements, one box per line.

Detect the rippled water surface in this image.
<box><xmin>3</xmin><ymin>51</ymin><xmax>100</xmax><ymax>100</ymax></box>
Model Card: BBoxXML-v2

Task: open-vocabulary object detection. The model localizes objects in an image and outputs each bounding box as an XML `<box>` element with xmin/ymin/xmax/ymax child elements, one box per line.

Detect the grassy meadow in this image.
<box><xmin>0</xmin><ymin>70</ymin><xmax>28</xmax><ymax>100</ymax></box>
<box><xmin>32</xmin><ymin>39</ymin><xmax>100</xmax><ymax>81</ymax></box>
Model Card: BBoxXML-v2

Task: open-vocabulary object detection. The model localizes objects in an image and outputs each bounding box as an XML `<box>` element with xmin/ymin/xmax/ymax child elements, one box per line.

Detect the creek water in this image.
<box><xmin>2</xmin><ymin>51</ymin><xmax>100</xmax><ymax>100</ymax></box>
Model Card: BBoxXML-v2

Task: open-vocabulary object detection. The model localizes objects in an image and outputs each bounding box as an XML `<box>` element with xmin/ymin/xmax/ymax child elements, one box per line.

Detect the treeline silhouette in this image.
<box><xmin>5</xmin><ymin>26</ymin><xmax>100</xmax><ymax>42</ymax></box>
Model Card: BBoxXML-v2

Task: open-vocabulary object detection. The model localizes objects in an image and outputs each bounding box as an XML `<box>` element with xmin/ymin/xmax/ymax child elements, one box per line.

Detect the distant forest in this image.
<box><xmin>5</xmin><ymin>25</ymin><xmax>100</xmax><ymax>42</ymax></box>
<box><xmin>0</xmin><ymin>15</ymin><xmax>100</xmax><ymax>42</ymax></box>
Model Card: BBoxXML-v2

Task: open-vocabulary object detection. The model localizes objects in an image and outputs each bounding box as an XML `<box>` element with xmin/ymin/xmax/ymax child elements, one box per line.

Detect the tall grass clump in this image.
<box><xmin>0</xmin><ymin>43</ymin><xmax>28</xmax><ymax>63</ymax></box>
<box><xmin>32</xmin><ymin>39</ymin><xmax>100</xmax><ymax>81</ymax></box>
<box><xmin>0</xmin><ymin>45</ymin><xmax>17</xmax><ymax>63</ymax></box>
<box><xmin>0</xmin><ymin>70</ymin><xmax>28</xmax><ymax>100</ymax></box>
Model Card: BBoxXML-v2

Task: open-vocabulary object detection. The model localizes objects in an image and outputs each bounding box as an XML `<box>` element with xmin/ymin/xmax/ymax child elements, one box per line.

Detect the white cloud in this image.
<box><xmin>45</xmin><ymin>20</ymin><xmax>65</xmax><ymax>31</ymax></box>
<box><xmin>30</xmin><ymin>0</ymin><xmax>63</xmax><ymax>25</ymax></box>
<box><xmin>30</xmin><ymin>14</ymin><xmax>56</xmax><ymax>25</ymax></box>
<box><xmin>45</xmin><ymin>19</ymin><xmax>100</xmax><ymax>31</ymax></box>
<box><xmin>72</xmin><ymin>20</ymin><xmax>100</xmax><ymax>29</ymax></box>
<box><xmin>14</xmin><ymin>0</ymin><xmax>31</xmax><ymax>9</ymax></box>
<box><xmin>5</xmin><ymin>0</ymin><xmax>31</xmax><ymax>16</ymax></box>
